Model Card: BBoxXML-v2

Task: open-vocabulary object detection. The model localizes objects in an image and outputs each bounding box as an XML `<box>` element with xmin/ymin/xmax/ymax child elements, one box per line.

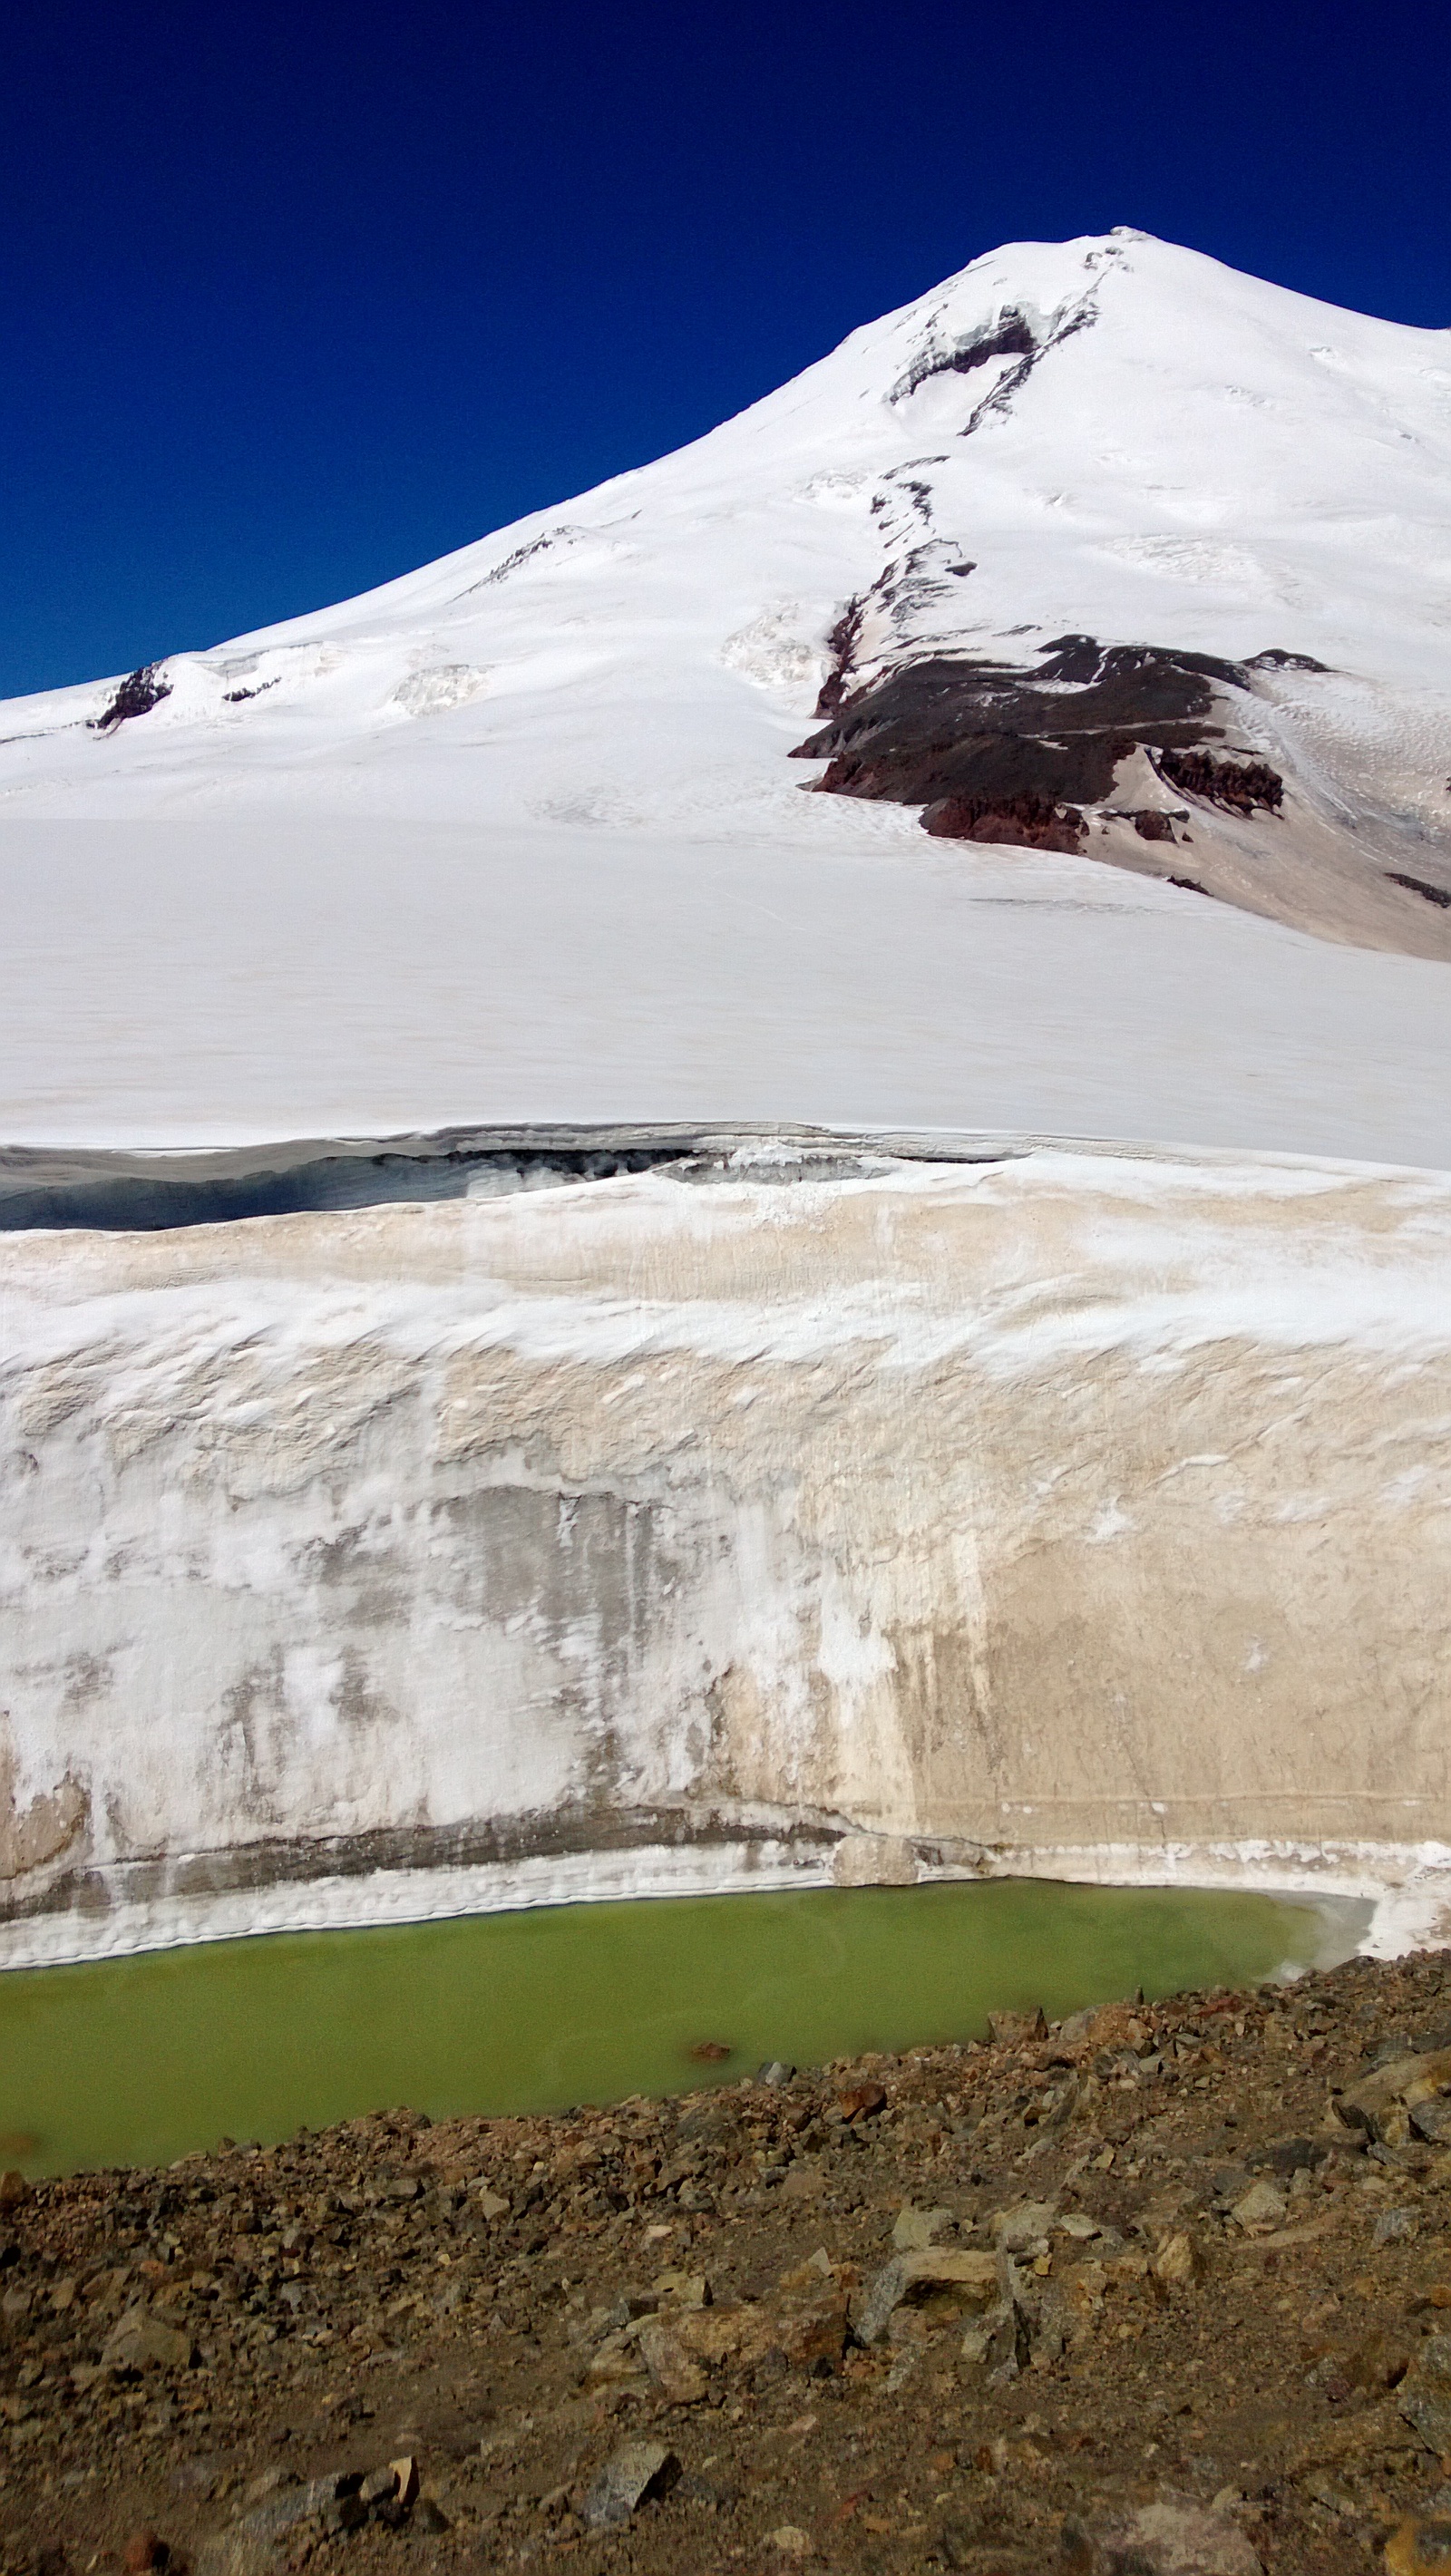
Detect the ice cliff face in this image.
<box><xmin>4</xmin><ymin>1149</ymin><xmax>1450</xmax><ymax>1967</ymax></box>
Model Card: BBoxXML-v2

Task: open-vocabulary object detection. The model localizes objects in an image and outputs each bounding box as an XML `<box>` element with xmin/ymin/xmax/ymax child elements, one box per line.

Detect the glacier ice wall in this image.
<box><xmin>3</xmin><ymin>1149</ymin><xmax>1450</xmax><ymax>1966</ymax></box>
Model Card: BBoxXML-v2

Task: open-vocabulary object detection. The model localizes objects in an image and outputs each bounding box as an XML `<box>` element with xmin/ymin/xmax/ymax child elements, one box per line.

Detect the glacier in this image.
<box><xmin>2</xmin><ymin>232</ymin><xmax>1450</xmax><ymax>1966</ymax></box>
<box><xmin>3</xmin><ymin>1144</ymin><xmax>1450</xmax><ymax>1968</ymax></box>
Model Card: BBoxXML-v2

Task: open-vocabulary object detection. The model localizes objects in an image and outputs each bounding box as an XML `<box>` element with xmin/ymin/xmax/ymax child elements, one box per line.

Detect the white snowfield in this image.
<box><xmin>2</xmin><ymin>1152</ymin><xmax>1450</xmax><ymax>1969</ymax></box>
<box><xmin>0</xmin><ymin>228</ymin><xmax>1449</xmax><ymax>1152</ymax></box>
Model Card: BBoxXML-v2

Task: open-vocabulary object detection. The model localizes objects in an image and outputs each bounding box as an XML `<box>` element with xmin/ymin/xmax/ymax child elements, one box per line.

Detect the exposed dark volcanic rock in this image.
<box><xmin>1245</xmin><ymin>646</ymin><xmax>1331</xmax><ymax>673</ymax></box>
<box><xmin>813</xmin><ymin>597</ymin><xmax>870</xmax><ymax>718</ymax></box>
<box><xmin>88</xmin><ymin>665</ymin><xmax>173</xmax><ymax>734</ymax></box>
<box><xmin>892</xmin><ymin>307</ymin><xmax>1037</xmax><ymax>401</ymax></box>
<box><xmin>1388</xmin><ymin>870</ymin><xmax>1451</xmax><ymax>909</ymax></box>
<box><xmin>1156</xmin><ymin>747</ymin><xmax>1283</xmax><ymax>814</ymax></box>
<box><xmin>793</xmin><ymin>635</ymin><xmax>1249</xmax><ymax>821</ymax></box>
<box><xmin>922</xmin><ymin>792</ymin><xmax>1085</xmax><ymax>853</ymax></box>
<box><xmin>1132</xmin><ymin>812</ymin><xmax>1176</xmax><ymax>843</ymax></box>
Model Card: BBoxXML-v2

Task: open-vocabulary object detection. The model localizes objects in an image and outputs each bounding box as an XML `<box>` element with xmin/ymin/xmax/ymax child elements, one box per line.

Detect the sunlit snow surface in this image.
<box><xmin>2</xmin><ymin>229</ymin><xmax>1450</xmax><ymax>1152</ymax></box>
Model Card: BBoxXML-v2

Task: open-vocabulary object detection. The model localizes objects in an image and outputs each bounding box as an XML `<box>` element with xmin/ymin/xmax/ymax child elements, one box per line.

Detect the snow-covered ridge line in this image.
<box><xmin>3</xmin><ymin>1150</ymin><xmax>1448</xmax><ymax>1968</ymax></box>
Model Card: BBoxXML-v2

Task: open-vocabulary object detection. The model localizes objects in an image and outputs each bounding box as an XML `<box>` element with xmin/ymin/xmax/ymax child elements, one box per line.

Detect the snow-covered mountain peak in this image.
<box><xmin>4</xmin><ymin>231</ymin><xmax>1451</xmax><ymax>960</ymax></box>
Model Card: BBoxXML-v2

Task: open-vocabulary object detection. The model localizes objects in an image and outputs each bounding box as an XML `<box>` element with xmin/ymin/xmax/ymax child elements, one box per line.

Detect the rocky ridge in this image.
<box><xmin>12</xmin><ymin>1954</ymin><xmax>1451</xmax><ymax>2571</ymax></box>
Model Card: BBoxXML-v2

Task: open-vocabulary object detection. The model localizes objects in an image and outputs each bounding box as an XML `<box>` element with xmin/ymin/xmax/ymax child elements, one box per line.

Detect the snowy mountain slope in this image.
<box><xmin>1</xmin><ymin>229</ymin><xmax>1450</xmax><ymax>1147</ymax></box>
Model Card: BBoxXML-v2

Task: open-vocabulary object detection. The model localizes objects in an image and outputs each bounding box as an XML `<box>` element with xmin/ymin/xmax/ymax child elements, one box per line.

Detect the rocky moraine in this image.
<box><xmin>12</xmin><ymin>1954</ymin><xmax>1451</xmax><ymax>2571</ymax></box>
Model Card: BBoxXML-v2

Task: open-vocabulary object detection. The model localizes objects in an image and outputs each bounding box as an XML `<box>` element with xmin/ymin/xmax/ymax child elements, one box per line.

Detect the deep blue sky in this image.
<box><xmin>5</xmin><ymin>0</ymin><xmax>1449</xmax><ymax>700</ymax></box>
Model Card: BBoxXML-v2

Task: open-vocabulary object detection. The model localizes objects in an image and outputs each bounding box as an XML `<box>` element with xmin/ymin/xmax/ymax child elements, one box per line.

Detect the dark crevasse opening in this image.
<box><xmin>0</xmin><ymin>1126</ymin><xmax>1007</xmax><ymax>1235</ymax></box>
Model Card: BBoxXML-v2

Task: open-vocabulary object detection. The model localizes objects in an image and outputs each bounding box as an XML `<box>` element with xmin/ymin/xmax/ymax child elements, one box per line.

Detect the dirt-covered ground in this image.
<box><xmin>10</xmin><ymin>1949</ymin><xmax>1451</xmax><ymax>2573</ymax></box>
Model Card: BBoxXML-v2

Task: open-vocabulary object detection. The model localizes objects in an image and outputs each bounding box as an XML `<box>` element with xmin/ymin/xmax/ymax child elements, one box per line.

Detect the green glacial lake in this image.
<box><xmin>0</xmin><ymin>1879</ymin><xmax>1353</xmax><ymax>2179</ymax></box>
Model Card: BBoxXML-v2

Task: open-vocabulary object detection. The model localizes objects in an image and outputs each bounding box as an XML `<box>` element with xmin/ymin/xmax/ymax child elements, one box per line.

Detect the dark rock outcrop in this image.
<box><xmin>922</xmin><ymin>793</ymin><xmax>1085</xmax><ymax>853</ymax></box>
<box><xmin>1155</xmin><ymin>749</ymin><xmax>1282</xmax><ymax>814</ymax></box>
<box><xmin>1388</xmin><ymin>870</ymin><xmax>1451</xmax><ymax>909</ymax></box>
<box><xmin>793</xmin><ymin>636</ymin><xmax>1250</xmax><ymax>824</ymax></box>
<box><xmin>88</xmin><ymin>665</ymin><xmax>173</xmax><ymax>734</ymax></box>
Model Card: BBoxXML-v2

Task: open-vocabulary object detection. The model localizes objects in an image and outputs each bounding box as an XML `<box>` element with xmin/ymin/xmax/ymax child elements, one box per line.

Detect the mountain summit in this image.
<box><xmin>5</xmin><ymin>230</ymin><xmax>1451</xmax><ymax>958</ymax></box>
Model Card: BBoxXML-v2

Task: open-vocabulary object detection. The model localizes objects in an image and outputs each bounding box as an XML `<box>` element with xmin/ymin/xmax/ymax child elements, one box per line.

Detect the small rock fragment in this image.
<box><xmin>1398</xmin><ymin>2332</ymin><xmax>1451</xmax><ymax>2453</ymax></box>
<box><xmin>1230</xmin><ymin>2181</ymin><xmax>1287</xmax><ymax>2234</ymax></box>
<box><xmin>1344</xmin><ymin>2329</ymin><xmax>1409</xmax><ymax>2391</ymax></box>
<box><xmin>1057</xmin><ymin>2007</ymin><xmax>1099</xmax><ymax>2049</ymax></box>
<box><xmin>580</xmin><ymin>2439</ymin><xmax>680</xmax><ymax>2529</ymax></box>
<box><xmin>836</xmin><ymin>2082</ymin><xmax>887</xmax><ymax>2122</ymax></box>
<box><xmin>636</xmin><ymin>2316</ymin><xmax>708</xmax><ymax>2402</ymax></box>
<box><xmin>655</xmin><ymin>2267</ymin><xmax>711</xmax><ymax>2309</ymax></box>
<box><xmin>770</xmin><ymin>2527</ymin><xmax>813</xmax><ymax>2558</ymax></box>
<box><xmin>758</xmin><ymin>2062</ymin><xmax>796</xmax><ymax>2085</ymax></box>
<box><xmin>991</xmin><ymin>2201</ymin><xmax>1057</xmax><ymax>2253</ymax></box>
<box><xmin>1152</xmin><ymin>2231</ymin><xmax>1204</xmax><ymax>2289</ymax></box>
<box><xmin>855</xmin><ymin>2248</ymin><xmax>999</xmax><ymax>2344</ymax></box>
<box><xmin>960</xmin><ymin>2302</ymin><xmax>1026</xmax><ymax>2377</ymax></box>
<box><xmin>1263</xmin><ymin>2135</ymin><xmax>1321</xmax><ymax>2173</ymax></box>
<box><xmin>780</xmin><ymin>2163</ymin><xmax>825</xmax><ymax>2200</ymax></box>
<box><xmin>892</xmin><ymin>2204</ymin><xmax>955</xmax><ymax>2251</ymax></box>
<box><xmin>122</xmin><ymin>2536</ymin><xmax>169</xmax><ymax>2575</ymax></box>
<box><xmin>1063</xmin><ymin>2494</ymin><xmax>1262</xmax><ymax>2572</ymax></box>
<box><xmin>775</xmin><ymin>2286</ymin><xmax>851</xmax><ymax>2369</ymax></box>
<box><xmin>1375</xmin><ymin>2206</ymin><xmax>1419</xmax><ymax>2243</ymax></box>
<box><xmin>988</xmin><ymin>2008</ymin><xmax>1048</xmax><ymax>2045</ymax></box>
<box><xmin>102</xmin><ymin>2306</ymin><xmax>195</xmax><ymax>2370</ymax></box>
<box><xmin>1299</xmin><ymin>2471</ymin><xmax>1356</xmax><ymax>2515</ymax></box>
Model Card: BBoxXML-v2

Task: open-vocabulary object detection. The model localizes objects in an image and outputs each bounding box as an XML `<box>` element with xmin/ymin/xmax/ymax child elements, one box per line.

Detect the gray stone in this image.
<box><xmin>1063</xmin><ymin>2496</ymin><xmax>1262</xmax><ymax>2573</ymax></box>
<box><xmin>960</xmin><ymin>2300</ymin><xmax>1026</xmax><ymax>2379</ymax></box>
<box><xmin>758</xmin><ymin>2062</ymin><xmax>796</xmax><ymax>2086</ymax></box>
<box><xmin>580</xmin><ymin>2441</ymin><xmax>679</xmax><ymax>2529</ymax></box>
<box><xmin>854</xmin><ymin>2248</ymin><xmax>1000</xmax><ymax>2345</ymax></box>
<box><xmin>1398</xmin><ymin>2332</ymin><xmax>1451</xmax><ymax>2454</ymax></box>
<box><xmin>1057</xmin><ymin>2008</ymin><xmax>1098</xmax><ymax>2049</ymax></box>
<box><xmin>990</xmin><ymin>2199</ymin><xmax>1057</xmax><ymax>2253</ymax></box>
<box><xmin>196</xmin><ymin>2474</ymin><xmax>365</xmax><ymax>2576</ymax></box>
<box><xmin>1374</xmin><ymin>2206</ymin><xmax>1419</xmax><ymax>2244</ymax></box>
<box><xmin>101</xmin><ymin>2306</ymin><xmax>195</xmax><ymax>2371</ymax></box>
